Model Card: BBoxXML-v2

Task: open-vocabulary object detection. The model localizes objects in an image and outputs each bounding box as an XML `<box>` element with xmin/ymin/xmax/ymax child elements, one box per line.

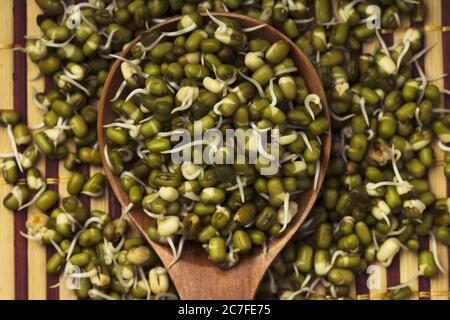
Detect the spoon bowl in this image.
<box><xmin>98</xmin><ymin>12</ymin><xmax>331</xmax><ymax>300</ymax></box>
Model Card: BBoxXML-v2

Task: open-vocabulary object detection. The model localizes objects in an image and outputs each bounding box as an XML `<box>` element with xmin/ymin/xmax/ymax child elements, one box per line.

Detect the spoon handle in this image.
<box><xmin>168</xmin><ymin>243</ymin><xmax>263</xmax><ymax>300</ymax></box>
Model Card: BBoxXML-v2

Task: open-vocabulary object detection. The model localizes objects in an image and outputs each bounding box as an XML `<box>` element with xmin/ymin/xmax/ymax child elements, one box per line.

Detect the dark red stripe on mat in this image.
<box><xmin>387</xmin><ymin>255</ymin><xmax>400</xmax><ymax>288</ymax></box>
<box><xmin>44</xmin><ymin>79</ymin><xmax>60</xmax><ymax>301</ymax></box>
<box><xmin>108</xmin><ymin>185</ymin><xmax>122</xmax><ymax>219</ymax></box>
<box><xmin>13</xmin><ymin>0</ymin><xmax>28</xmax><ymax>301</ymax></box>
<box><xmin>410</xmin><ymin>14</ymin><xmax>431</xmax><ymax>300</ymax></box>
<box><xmin>354</xmin><ymin>29</ymin><xmax>394</xmax><ymax>300</ymax></box>
<box><xmin>73</xmin><ymin>0</ymin><xmax>91</xmax><ymax>210</ymax></box>
<box><xmin>410</xmin><ymin>18</ymin><xmax>425</xmax><ymax>71</ymax></box>
<box><xmin>418</xmin><ymin>236</ymin><xmax>430</xmax><ymax>299</ymax></box>
<box><xmin>355</xmin><ymin>273</ymin><xmax>369</xmax><ymax>299</ymax></box>
<box><xmin>381</xmin><ymin>30</ymin><xmax>400</xmax><ymax>293</ymax></box>
<box><xmin>79</xmin><ymin>166</ymin><xmax>91</xmax><ymax>210</ymax></box>
<box><xmin>442</xmin><ymin>0</ymin><xmax>450</xmax><ymax>300</ymax></box>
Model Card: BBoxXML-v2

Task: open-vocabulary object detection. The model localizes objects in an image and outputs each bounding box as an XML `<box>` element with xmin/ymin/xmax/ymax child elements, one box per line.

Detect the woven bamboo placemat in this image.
<box><xmin>0</xmin><ymin>0</ymin><xmax>449</xmax><ymax>300</ymax></box>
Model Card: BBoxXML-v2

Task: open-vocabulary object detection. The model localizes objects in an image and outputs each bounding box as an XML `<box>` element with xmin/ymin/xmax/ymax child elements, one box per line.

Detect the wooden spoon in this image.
<box><xmin>98</xmin><ymin>12</ymin><xmax>331</xmax><ymax>300</ymax></box>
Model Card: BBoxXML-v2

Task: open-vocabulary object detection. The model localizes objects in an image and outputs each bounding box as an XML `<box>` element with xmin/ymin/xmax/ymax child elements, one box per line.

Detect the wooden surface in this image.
<box><xmin>0</xmin><ymin>0</ymin><xmax>450</xmax><ymax>300</ymax></box>
<box><xmin>98</xmin><ymin>12</ymin><xmax>331</xmax><ymax>300</ymax></box>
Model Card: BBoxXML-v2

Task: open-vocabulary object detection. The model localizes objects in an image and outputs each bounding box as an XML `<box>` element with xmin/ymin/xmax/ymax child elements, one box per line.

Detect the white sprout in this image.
<box><xmin>59</xmin><ymin>75</ymin><xmax>90</xmax><ymax>95</ymax></box>
<box><xmin>100</xmin><ymin>28</ymin><xmax>119</xmax><ymax>51</ymax></box>
<box><xmin>212</xmin><ymin>98</ymin><xmax>227</xmax><ymax>116</ymax></box>
<box><xmin>214</xmin><ymin>116</ymin><xmax>223</xmax><ymax>130</ymax></box>
<box><xmin>396</xmin><ymin>29</ymin><xmax>422</xmax><ymax>72</ymax></box>
<box><xmin>139</xmin><ymin>115</ymin><xmax>155</xmax><ymax>124</ymax></box>
<box><xmin>242</xmin><ymin>24</ymin><xmax>267</xmax><ymax>33</ymax></box>
<box><xmin>161</xmin><ymin>140</ymin><xmax>206</xmax><ymax>155</ymax></box>
<box><xmin>437</xmin><ymin>141</ymin><xmax>450</xmax><ymax>152</ymax></box>
<box><xmin>326</xmin><ymin>250</ymin><xmax>346</xmax><ymax>273</ymax></box>
<box><xmin>112</xmin><ymin>258</ymin><xmax>135</xmax><ymax>289</ymax></box>
<box><xmin>125</xmin><ymin>88</ymin><xmax>148</xmax><ymax>102</ymax></box>
<box><xmin>415</xmin><ymin>107</ymin><xmax>423</xmax><ymax>131</ymax></box>
<box><xmin>181</xmin><ymin>192</ymin><xmax>201</xmax><ymax>202</ymax></box>
<box><xmin>80</xmin><ymin>12</ymin><xmax>98</xmax><ymax>32</ymax></box>
<box><xmin>372</xmin><ymin>229</ymin><xmax>379</xmax><ymax>251</ymax></box>
<box><xmin>387</xmin><ymin>275</ymin><xmax>419</xmax><ymax>291</ymax></box>
<box><xmin>121</xmin><ymin>171</ymin><xmax>153</xmax><ymax>193</ymax></box>
<box><xmin>283</xmin><ymin>287</ymin><xmax>315</xmax><ymax>300</ymax></box>
<box><xmin>237</xmin><ymin>70</ymin><xmax>266</xmax><ymax>98</ymax></box>
<box><xmin>0</xmin><ymin>153</ymin><xmax>15</xmax><ymax>159</ymax></box>
<box><xmin>358</xmin><ymin>97</ymin><xmax>370</xmax><ymax>127</ymax></box>
<box><xmin>169</xmin><ymin>236</ymin><xmax>186</xmax><ymax>269</ymax></box>
<box><xmin>298</xmin><ymin>131</ymin><xmax>313</xmax><ymax>152</ymax></box>
<box><xmin>408</xmin><ymin>42</ymin><xmax>436</xmax><ymax>65</ymax></box>
<box><xmin>17</xmin><ymin>185</ymin><xmax>47</xmax><ymax>211</ymax></box>
<box><xmin>141</xmin><ymin>23</ymin><xmax>197</xmax><ymax>52</ymax></box>
<box><xmin>20</xmin><ymin>231</ymin><xmax>44</xmax><ymax>243</ymax></box>
<box><xmin>429</xmin><ymin>232</ymin><xmax>445</xmax><ymax>273</ymax></box>
<box><xmin>143</xmin><ymin>208</ymin><xmax>165</xmax><ymax>220</ymax></box>
<box><xmin>142</xmin><ymin>192</ymin><xmax>159</xmax><ymax>207</ymax></box>
<box><xmin>304</xmin><ymin>94</ymin><xmax>322</xmax><ymax>121</ymax></box>
<box><xmin>441</xmin><ymin>88</ymin><xmax>450</xmax><ymax>96</ymax></box>
<box><xmin>66</xmin><ymin>268</ymin><xmax>98</xmax><ymax>280</ymax></box>
<box><xmin>313</xmin><ymin>159</ymin><xmax>320</xmax><ymax>190</ymax></box>
<box><xmin>268</xmin><ymin>78</ymin><xmax>277</xmax><ymax>107</ymax></box>
<box><xmin>65</xmin><ymin>229</ymin><xmax>84</xmax><ymax>261</ymax></box>
<box><xmin>341</xmin><ymin>0</ymin><xmax>363</xmax><ymax>22</ymax></box>
<box><xmin>262</xmin><ymin>240</ymin><xmax>268</xmax><ymax>255</ymax></box>
<box><xmin>103</xmin><ymin>145</ymin><xmax>113</xmax><ymax>171</ymax></box>
<box><xmin>279</xmin><ymin>193</ymin><xmax>291</xmax><ymax>233</ymax></box>
<box><xmin>88</xmin><ymin>289</ymin><xmax>117</xmax><ymax>300</ymax></box>
<box><xmin>103</xmin><ymin>121</ymin><xmax>137</xmax><ymax>130</ymax></box>
<box><xmin>25</xmin><ymin>33</ymin><xmax>77</xmax><ymax>48</ymax></box>
<box><xmin>83</xmin><ymin>215</ymin><xmax>108</xmax><ymax>229</ymax></box>
<box><xmin>391</xmin><ymin>11</ymin><xmax>401</xmax><ymax>27</ymax></box>
<box><xmin>333</xmin><ymin>216</ymin><xmax>355</xmax><ymax>235</ymax></box>
<box><xmin>305</xmin><ymin>277</ymin><xmax>323</xmax><ymax>299</ymax></box>
<box><xmin>266</xmin><ymin>268</ymin><xmax>277</xmax><ymax>294</ymax></box>
<box><xmin>32</xmin><ymin>88</ymin><xmax>49</xmax><ymax>112</ymax></box>
<box><xmin>134</xmin><ymin>142</ymin><xmax>147</xmax><ymax>158</ymax></box>
<box><xmin>249</xmin><ymin>127</ymin><xmax>276</xmax><ymax>161</ymax></box>
<box><xmin>414</xmin><ymin>61</ymin><xmax>427</xmax><ymax>104</ymax></box>
<box><xmin>6</xmin><ymin>125</ymin><xmax>23</xmax><ymax>172</ymax></box>
<box><xmin>236</xmin><ymin>175</ymin><xmax>245</xmax><ymax>204</ymax></box>
<box><xmin>330</xmin><ymin>111</ymin><xmax>356</xmax><ymax>121</ymax></box>
<box><xmin>205</xmin><ymin>9</ymin><xmax>227</xmax><ymax>33</ymax></box>
<box><xmin>172</xmin><ymin>87</ymin><xmax>199</xmax><ymax>114</ymax></box>
<box><xmin>81</xmin><ymin>190</ymin><xmax>104</xmax><ymax>198</ymax></box>
<box><xmin>416</xmin><ymin>73</ymin><xmax>448</xmax><ymax>83</ymax></box>
<box><xmin>109</xmin><ymin>54</ymin><xmax>148</xmax><ymax>78</ymax></box>
<box><xmin>258</xmin><ymin>193</ymin><xmax>270</xmax><ymax>201</ymax></box>
<box><xmin>280</xmin><ymin>153</ymin><xmax>298</xmax><ymax>164</ymax></box>
<box><xmin>386</xmin><ymin>225</ymin><xmax>408</xmax><ymax>237</ymax></box>
<box><xmin>62</xmin><ymin>66</ymin><xmax>82</xmax><ymax>81</ymax></box>
<box><xmin>166</xmin><ymin>236</ymin><xmax>178</xmax><ymax>265</ymax></box>
<box><xmin>293</xmin><ymin>17</ymin><xmax>315</xmax><ymax>24</ymax></box>
<box><xmin>375</xmin><ymin>29</ymin><xmax>391</xmax><ymax>57</ymax></box>
<box><xmin>274</xmin><ymin>67</ymin><xmax>298</xmax><ymax>77</ymax></box>
<box><xmin>137</xmin><ymin>266</ymin><xmax>152</xmax><ymax>300</ymax></box>
<box><xmin>249</xmin><ymin>124</ymin><xmax>270</xmax><ymax>139</ymax></box>
<box><xmin>318</xmin><ymin>18</ymin><xmax>338</xmax><ymax>27</ymax></box>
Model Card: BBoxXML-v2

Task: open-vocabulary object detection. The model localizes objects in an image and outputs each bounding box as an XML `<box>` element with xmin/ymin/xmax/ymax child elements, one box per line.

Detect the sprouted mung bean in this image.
<box><xmin>0</xmin><ymin>0</ymin><xmax>449</xmax><ymax>300</ymax></box>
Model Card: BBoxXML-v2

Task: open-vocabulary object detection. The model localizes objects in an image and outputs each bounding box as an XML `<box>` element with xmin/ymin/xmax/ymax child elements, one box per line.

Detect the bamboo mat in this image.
<box><xmin>0</xmin><ymin>0</ymin><xmax>449</xmax><ymax>300</ymax></box>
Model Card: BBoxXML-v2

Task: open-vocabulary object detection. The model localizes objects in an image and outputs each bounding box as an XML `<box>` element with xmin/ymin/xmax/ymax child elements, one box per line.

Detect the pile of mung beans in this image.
<box><xmin>103</xmin><ymin>10</ymin><xmax>328</xmax><ymax>268</ymax></box>
<box><xmin>1</xmin><ymin>0</ymin><xmax>449</xmax><ymax>300</ymax></box>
